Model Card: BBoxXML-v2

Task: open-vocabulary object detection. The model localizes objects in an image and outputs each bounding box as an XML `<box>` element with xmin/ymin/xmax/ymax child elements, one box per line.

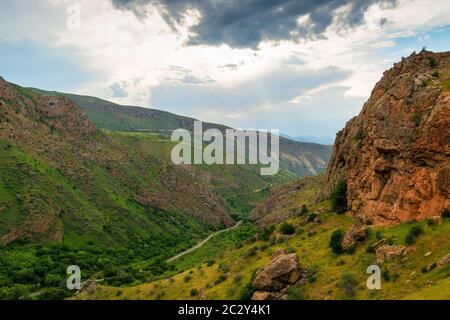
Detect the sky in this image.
<box><xmin>0</xmin><ymin>0</ymin><xmax>449</xmax><ymax>139</ymax></box>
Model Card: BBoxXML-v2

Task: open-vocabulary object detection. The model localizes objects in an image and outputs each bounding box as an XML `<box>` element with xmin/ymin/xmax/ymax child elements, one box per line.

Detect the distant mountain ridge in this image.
<box><xmin>281</xmin><ymin>133</ymin><xmax>335</xmax><ymax>145</ymax></box>
<box><xmin>27</xmin><ymin>87</ymin><xmax>332</xmax><ymax>177</ymax></box>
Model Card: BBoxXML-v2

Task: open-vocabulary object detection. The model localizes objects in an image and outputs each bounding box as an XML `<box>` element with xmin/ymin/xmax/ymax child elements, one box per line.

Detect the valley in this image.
<box><xmin>0</xmin><ymin>50</ymin><xmax>449</xmax><ymax>301</ymax></box>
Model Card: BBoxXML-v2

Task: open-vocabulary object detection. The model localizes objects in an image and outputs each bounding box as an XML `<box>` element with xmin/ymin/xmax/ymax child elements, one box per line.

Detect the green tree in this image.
<box><xmin>280</xmin><ymin>222</ymin><xmax>295</xmax><ymax>235</ymax></box>
<box><xmin>329</xmin><ymin>230</ymin><xmax>344</xmax><ymax>255</ymax></box>
<box><xmin>331</xmin><ymin>180</ymin><xmax>347</xmax><ymax>214</ymax></box>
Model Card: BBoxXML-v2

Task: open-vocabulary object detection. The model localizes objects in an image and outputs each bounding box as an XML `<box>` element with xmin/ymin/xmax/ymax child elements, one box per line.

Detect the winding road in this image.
<box><xmin>166</xmin><ymin>220</ymin><xmax>243</xmax><ymax>263</ymax></box>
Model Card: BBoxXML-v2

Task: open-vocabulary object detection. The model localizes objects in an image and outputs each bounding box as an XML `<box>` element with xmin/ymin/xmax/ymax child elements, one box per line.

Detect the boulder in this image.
<box><xmin>251</xmin><ymin>291</ymin><xmax>274</xmax><ymax>300</ymax></box>
<box><xmin>437</xmin><ymin>253</ymin><xmax>450</xmax><ymax>268</ymax></box>
<box><xmin>252</xmin><ymin>253</ymin><xmax>302</xmax><ymax>292</ymax></box>
<box><xmin>376</xmin><ymin>245</ymin><xmax>406</xmax><ymax>263</ymax></box>
<box><xmin>342</xmin><ymin>225</ymin><xmax>367</xmax><ymax>250</ymax></box>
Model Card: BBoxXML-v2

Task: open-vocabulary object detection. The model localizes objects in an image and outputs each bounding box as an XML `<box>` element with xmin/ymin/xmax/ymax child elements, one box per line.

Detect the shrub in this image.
<box><xmin>346</xmin><ymin>244</ymin><xmax>356</xmax><ymax>255</ymax></box>
<box><xmin>239</xmin><ymin>283</ymin><xmax>255</xmax><ymax>300</ymax></box>
<box><xmin>280</xmin><ymin>222</ymin><xmax>295</xmax><ymax>235</ymax></box>
<box><xmin>219</xmin><ymin>263</ymin><xmax>230</xmax><ymax>273</ymax></box>
<box><xmin>244</xmin><ymin>247</ymin><xmax>258</xmax><ymax>258</ymax></box>
<box><xmin>412</xmin><ymin>112</ymin><xmax>421</xmax><ymax>126</ymax></box>
<box><xmin>190</xmin><ymin>289</ymin><xmax>199</xmax><ymax>297</ymax></box>
<box><xmin>260</xmin><ymin>226</ymin><xmax>275</xmax><ymax>241</ymax></box>
<box><xmin>214</xmin><ymin>274</ymin><xmax>227</xmax><ymax>285</ymax></box>
<box><xmin>339</xmin><ymin>272</ymin><xmax>357</xmax><ymax>299</ymax></box>
<box><xmin>306</xmin><ymin>265</ymin><xmax>320</xmax><ymax>284</ymax></box>
<box><xmin>39</xmin><ymin>288</ymin><xmax>69</xmax><ymax>300</ymax></box>
<box><xmin>441</xmin><ymin>208</ymin><xmax>450</xmax><ymax>219</ymax></box>
<box><xmin>306</xmin><ymin>213</ymin><xmax>318</xmax><ymax>223</ymax></box>
<box><xmin>382</xmin><ymin>270</ymin><xmax>391</xmax><ymax>282</ymax></box>
<box><xmin>287</xmin><ymin>286</ymin><xmax>306</xmax><ymax>300</ymax></box>
<box><xmin>183</xmin><ymin>275</ymin><xmax>192</xmax><ymax>283</ymax></box>
<box><xmin>329</xmin><ymin>230</ymin><xmax>345</xmax><ymax>255</ymax></box>
<box><xmin>331</xmin><ymin>180</ymin><xmax>347</xmax><ymax>214</ymax></box>
<box><xmin>427</xmin><ymin>56</ymin><xmax>438</xmax><ymax>68</ymax></box>
<box><xmin>233</xmin><ymin>274</ymin><xmax>243</xmax><ymax>283</ymax></box>
<box><xmin>405</xmin><ymin>225</ymin><xmax>423</xmax><ymax>245</ymax></box>
<box><xmin>205</xmin><ymin>259</ymin><xmax>215</xmax><ymax>267</ymax></box>
<box><xmin>300</xmin><ymin>205</ymin><xmax>309</xmax><ymax>216</ymax></box>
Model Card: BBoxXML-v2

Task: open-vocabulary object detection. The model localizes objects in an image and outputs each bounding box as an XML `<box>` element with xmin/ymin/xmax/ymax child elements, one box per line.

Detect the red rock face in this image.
<box><xmin>325</xmin><ymin>51</ymin><xmax>450</xmax><ymax>225</ymax></box>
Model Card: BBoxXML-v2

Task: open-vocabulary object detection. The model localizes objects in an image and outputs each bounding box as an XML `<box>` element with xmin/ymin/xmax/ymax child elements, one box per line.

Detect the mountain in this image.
<box><xmin>81</xmin><ymin>51</ymin><xmax>447</xmax><ymax>301</ymax></box>
<box><xmin>2</xmin><ymin>52</ymin><xmax>449</xmax><ymax>301</ymax></box>
<box><xmin>28</xmin><ymin>88</ymin><xmax>332</xmax><ymax>177</ymax></box>
<box><xmin>0</xmin><ymin>76</ymin><xmax>295</xmax><ymax>247</ymax></box>
<box><xmin>324</xmin><ymin>50</ymin><xmax>450</xmax><ymax>225</ymax></box>
<box><xmin>0</xmin><ymin>76</ymin><xmax>299</xmax><ymax>298</ymax></box>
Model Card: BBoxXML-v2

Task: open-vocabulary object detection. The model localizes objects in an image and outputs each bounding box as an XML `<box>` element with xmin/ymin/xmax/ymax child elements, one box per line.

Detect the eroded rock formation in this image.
<box><xmin>325</xmin><ymin>51</ymin><xmax>450</xmax><ymax>225</ymax></box>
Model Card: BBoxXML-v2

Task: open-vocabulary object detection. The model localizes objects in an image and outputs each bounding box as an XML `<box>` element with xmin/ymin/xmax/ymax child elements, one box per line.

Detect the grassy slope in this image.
<box><xmin>78</xmin><ymin>208</ymin><xmax>450</xmax><ymax>300</ymax></box>
<box><xmin>77</xmin><ymin>193</ymin><xmax>450</xmax><ymax>300</ymax></box>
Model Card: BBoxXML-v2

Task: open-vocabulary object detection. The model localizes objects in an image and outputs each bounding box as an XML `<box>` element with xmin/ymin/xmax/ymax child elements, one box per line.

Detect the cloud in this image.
<box><xmin>110</xmin><ymin>81</ymin><xmax>129</xmax><ymax>98</ymax></box>
<box><xmin>150</xmin><ymin>65</ymin><xmax>350</xmax><ymax>123</ymax></box>
<box><xmin>111</xmin><ymin>0</ymin><xmax>397</xmax><ymax>48</ymax></box>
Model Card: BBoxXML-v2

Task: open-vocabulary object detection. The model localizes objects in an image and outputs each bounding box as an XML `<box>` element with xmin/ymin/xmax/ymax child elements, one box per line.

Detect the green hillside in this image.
<box><xmin>76</xmin><ymin>178</ymin><xmax>450</xmax><ymax>300</ymax></box>
<box><xmin>0</xmin><ymin>79</ymin><xmax>288</xmax><ymax>299</ymax></box>
<box><xmin>27</xmin><ymin>87</ymin><xmax>332</xmax><ymax>177</ymax></box>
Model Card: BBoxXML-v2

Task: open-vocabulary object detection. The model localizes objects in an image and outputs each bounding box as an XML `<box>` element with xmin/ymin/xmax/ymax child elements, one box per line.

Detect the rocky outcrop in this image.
<box><xmin>251</xmin><ymin>253</ymin><xmax>303</xmax><ymax>300</ymax></box>
<box><xmin>342</xmin><ymin>225</ymin><xmax>367</xmax><ymax>250</ymax></box>
<box><xmin>376</xmin><ymin>245</ymin><xmax>406</xmax><ymax>263</ymax></box>
<box><xmin>324</xmin><ymin>51</ymin><xmax>450</xmax><ymax>225</ymax></box>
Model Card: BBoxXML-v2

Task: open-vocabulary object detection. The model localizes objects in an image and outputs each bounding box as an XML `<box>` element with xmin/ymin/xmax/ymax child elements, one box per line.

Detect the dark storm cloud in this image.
<box><xmin>111</xmin><ymin>0</ymin><xmax>396</xmax><ymax>48</ymax></box>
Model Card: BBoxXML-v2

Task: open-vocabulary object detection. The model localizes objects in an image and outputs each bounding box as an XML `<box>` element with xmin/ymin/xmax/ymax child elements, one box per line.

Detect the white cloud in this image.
<box><xmin>0</xmin><ymin>0</ymin><xmax>449</xmax><ymax>135</ymax></box>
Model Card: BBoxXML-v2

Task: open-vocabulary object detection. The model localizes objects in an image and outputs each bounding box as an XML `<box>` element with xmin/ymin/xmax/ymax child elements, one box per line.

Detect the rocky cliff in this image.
<box><xmin>325</xmin><ymin>51</ymin><xmax>450</xmax><ymax>225</ymax></box>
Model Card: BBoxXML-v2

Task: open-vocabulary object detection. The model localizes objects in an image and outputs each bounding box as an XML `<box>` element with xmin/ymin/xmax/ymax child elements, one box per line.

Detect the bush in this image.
<box><xmin>331</xmin><ymin>180</ymin><xmax>347</xmax><ymax>214</ymax></box>
<box><xmin>205</xmin><ymin>259</ymin><xmax>215</xmax><ymax>267</ymax></box>
<box><xmin>339</xmin><ymin>272</ymin><xmax>357</xmax><ymax>299</ymax></box>
<box><xmin>280</xmin><ymin>222</ymin><xmax>295</xmax><ymax>235</ymax></box>
<box><xmin>219</xmin><ymin>263</ymin><xmax>230</xmax><ymax>273</ymax></box>
<box><xmin>287</xmin><ymin>286</ymin><xmax>306</xmax><ymax>300</ymax></box>
<box><xmin>441</xmin><ymin>208</ymin><xmax>450</xmax><ymax>219</ymax></box>
<box><xmin>329</xmin><ymin>230</ymin><xmax>344</xmax><ymax>255</ymax></box>
<box><xmin>183</xmin><ymin>275</ymin><xmax>192</xmax><ymax>283</ymax></box>
<box><xmin>346</xmin><ymin>244</ymin><xmax>356</xmax><ymax>255</ymax></box>
<box><xmin>405</xmin><ymin>225</ymin><xmax>423</xmax><ymax>245</ymax></box>
<box><xmin>239</xmin><ymin>283</ymin><xmax>255</xmax><ymax>300</ymax></box>
<box><xmin>427</xmin><ymin>56</ymin><xmax>438</xmax><ymax>68</ymax></box>
<box><xmin>260</xmin><ymin>225</ymin><xmax>275</xmax><ymax>241</ymax></box>
<box><xmin>190</xmin><ymin>289</ymin><xmax>199</xmax><ymax>297</ymax></box>
<box><xmin>39</xmin><ymin>288</ymin><xmax>70</xmax><ymax>301</ymax></box>
<box><xmin>306</xmin><ymin>265</ymin><xmax>320</xmax><ymax>284</ymax></box>
<box><xmin>214</xmin><ymin>274</ymin><xmax>227</xmax><ymax>286</ymax></box>
<box><xmin>244</xmin><ymin>247</ymin><xmax>258</xmax><ymax>258</ymax></box>
<box><xmin>306</xmin><ymin>213</ymin><xmax>318</xmax><ymax>223</ymax></box>
<box><xmin>233</xmin><ymin>274</ymin><xmax>243</xmax><ymax>283</ymax></box>
<box><xmin>300</xmin><ymin>205</ymin><xmax>309</xmax><ymax>216</ymax></box>
<box><xmin>412</xmin><ymin>112</ymin><xmax>421</xmax><ymax>126</ymax></box>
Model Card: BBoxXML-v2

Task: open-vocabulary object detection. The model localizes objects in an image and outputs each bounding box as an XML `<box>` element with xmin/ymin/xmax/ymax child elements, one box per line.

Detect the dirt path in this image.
<box><xmin>166</xmin><ymin>220</ymin><xmax>243</xmax><ymax>263</ymax></box>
